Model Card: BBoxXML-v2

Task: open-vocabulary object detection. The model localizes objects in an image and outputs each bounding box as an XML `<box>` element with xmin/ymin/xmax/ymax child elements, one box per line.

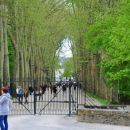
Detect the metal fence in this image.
<box><xmin>0</xmin><ymin>79</ymin><xmax>85</xmax><ymax>115</ymax></box>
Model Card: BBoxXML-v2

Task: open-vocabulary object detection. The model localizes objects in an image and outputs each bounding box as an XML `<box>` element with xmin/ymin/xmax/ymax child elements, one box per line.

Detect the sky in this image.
<box><xmin>59</xmin><ymin>39</ymin><xmax>73</xmax><ymax>58</ymax></box>
<box><xmin>55</xmin><ymin>39</ymin><xmax>73</xmax><ymax>79</ymax></box>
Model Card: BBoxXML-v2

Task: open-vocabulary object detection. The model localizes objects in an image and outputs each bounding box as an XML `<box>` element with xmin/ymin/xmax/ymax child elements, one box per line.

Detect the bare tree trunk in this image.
<box><xmin>0</xmin><ymin>4</ymin><xmax>4</xmax><ymax>87</ymax></box>
<box><xmin>2</xmin><ymin>4</ymin><xmax>10</xmax><ymax>86</ymax></box>
<box><xmin>19</xmin><ymin>50</ymin><xmax>23</xmax><ymax>86</ymax></box>
<box><xmin>8</xmin><ymin>4</ymin><xmax>20</xmax><ymax>83</ymax></box>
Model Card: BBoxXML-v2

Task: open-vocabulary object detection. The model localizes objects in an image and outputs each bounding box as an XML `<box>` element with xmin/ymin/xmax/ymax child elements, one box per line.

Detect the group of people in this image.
<box><xmin>14</xmin><ymin>79</ymin><xmax>82</xmax><ymax>104</ymax></box>
<box><xmin>35</xmin><ymin>80</ymin><xmax>82</xmax><ymax>98</ymax></box>
<box><xmin>16</xmin><ymin>87</ymin><xmax>29</xmax><ymax>104</ymax></box>
<box><xmin>0</xmin><ymin>87</ymin><xmax>11</xmax><ymax>130</ymax></box>
<box><xmin>0</xmin><ymin>80</ymin><xmax>81</xmax><ymax>130</ymax></box>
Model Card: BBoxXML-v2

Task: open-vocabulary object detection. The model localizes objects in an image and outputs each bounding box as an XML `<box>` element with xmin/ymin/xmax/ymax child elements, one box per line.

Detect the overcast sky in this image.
<box><xmin>55</xmin><ymin>39</ymin><xmax>72</xmax><ymax>78</ymax></box>
<box><xmin>59</xmin><ymin>39</ymin><xmax>72</xmax><ymax>58</ymax></box>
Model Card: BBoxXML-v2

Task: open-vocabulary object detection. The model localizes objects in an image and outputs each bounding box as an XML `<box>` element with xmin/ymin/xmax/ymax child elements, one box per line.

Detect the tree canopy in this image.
<box><xmin>0</xmin><ymin>0</ymin><xmax>130</xmax><ymax>102</ymax></box>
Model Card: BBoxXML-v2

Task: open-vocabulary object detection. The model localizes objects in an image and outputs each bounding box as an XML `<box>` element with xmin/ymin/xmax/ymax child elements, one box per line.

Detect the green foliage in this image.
<box><xmin>8</xmin><ymin>38</ymin><xmax>14</xmax><ymax>78</ymax></box>
<box><xmin>86</xmin><ymin>0</ymin><xmax>130</xmax><ymax>96</ymax></box>
<box><xmin>87</xmin><ymin>92</ymin><xmax>109</xmax><ymax>105</ymax></box>
<box><xmin>6</xmin><ymin>0</ymin><xmax>70</xmax><ymax>79</ymax></box>
<box><xmin>3</xmin><ymin>0</ymin><xmax>130</xmax><ymax>100</ymax></box>
<box><xmin>62</xmin><ymin>58</ymin><xmax>74</xmax><ymax>77</ymax></box>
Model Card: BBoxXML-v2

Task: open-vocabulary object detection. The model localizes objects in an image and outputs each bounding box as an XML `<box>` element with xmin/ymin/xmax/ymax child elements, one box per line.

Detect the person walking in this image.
<box><xmin>18</xmin><ymin>86</ymin><xmax>24</xmax><ymax>104</ymax></box>
<box><xmin>0</xmin><ymin>87</ymin><xmax>11</xmax><ymax>130</ymax></box>
<box><xmin>16</xmin><ymin>86</ymin><xmax>20</xmax><ymax>99</ymax></box>
<box><xmin>24</xmin><ymin>89</ymin><xmax>29</xmax><ymax>104</ymax></box>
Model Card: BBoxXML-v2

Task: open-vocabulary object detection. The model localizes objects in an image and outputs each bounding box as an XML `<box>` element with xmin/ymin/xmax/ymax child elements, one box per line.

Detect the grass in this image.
<box><xmin>87</xmin><ymin>92</ymin><xmax>109</xmax><ymax>105</ymax></box>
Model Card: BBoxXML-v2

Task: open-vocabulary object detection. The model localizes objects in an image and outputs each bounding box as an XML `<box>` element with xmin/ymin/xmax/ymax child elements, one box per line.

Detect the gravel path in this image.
<box><xmin>9</xmin><ymin>115</ymin><xmax>130</xmax><ymax>130</ymax></box>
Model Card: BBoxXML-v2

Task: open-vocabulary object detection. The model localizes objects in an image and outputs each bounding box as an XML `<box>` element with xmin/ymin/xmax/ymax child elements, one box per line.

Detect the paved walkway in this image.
<box><xmin>9</xmin><ymin>115</ymin><xmax>130</xmax><ymax>130</ymax></box>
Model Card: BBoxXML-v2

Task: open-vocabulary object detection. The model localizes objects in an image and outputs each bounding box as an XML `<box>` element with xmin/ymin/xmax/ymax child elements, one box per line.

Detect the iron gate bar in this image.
<box><xmin>13</xmin><ymin>101</ymin><xmax>34</xmax><ymax>103</ymax></box>
<box><xmin>13</xmin><ymin>98</ymin><xmax>32</xmax><ymax>115</ymax></box>
<box><xmin>38</xmin><ymin>87</ymin><xmax>63</xmax><ymax>115</ymax></box>
<box><xmin>6</xmin><ymin>79</ymin><xmax>84</xmax><ymax>115</ymax></box>
<box><xmin>36</xmin><ymin>101</ymin><xmax>77</xmax><ymax>103</ymax></box>
<box><xmin>70</xmin><ymin>94</ymin><xmax>77</xmax><ymax>111</ymax></box>
<box><xmin>34</xmin><ymin>80</ymin><xmax>37</xmax><ymax>115</ymax></box>
<box><xmin>69</xmin><ymin>85</ymin><xmax>71</xmax><ymax>116</ymax></box>
<box><xmin>77</xmin><ymin>82</ymin><xmax>79</xmax><ymax>115</ymax></box>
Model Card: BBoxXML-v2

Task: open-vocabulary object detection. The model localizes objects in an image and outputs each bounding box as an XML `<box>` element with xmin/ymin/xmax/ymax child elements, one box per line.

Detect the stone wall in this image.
<box><xmin>78</xmin><ymin>107</ymin><xmax>130</xmax><ymax>126</ymax></box>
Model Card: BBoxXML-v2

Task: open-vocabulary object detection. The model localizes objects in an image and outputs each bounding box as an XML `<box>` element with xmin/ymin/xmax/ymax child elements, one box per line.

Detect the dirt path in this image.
<box><xmin>9</xmin><ymin>115</ymin><xmax>130</xmax><ymax>130</ymax></box>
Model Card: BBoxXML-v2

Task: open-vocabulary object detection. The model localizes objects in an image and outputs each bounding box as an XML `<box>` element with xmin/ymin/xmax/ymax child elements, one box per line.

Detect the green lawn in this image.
<box><xmin>87</xmin><ymin>92</ymin><xmax>109</xmax><ymax>105</ymax></box>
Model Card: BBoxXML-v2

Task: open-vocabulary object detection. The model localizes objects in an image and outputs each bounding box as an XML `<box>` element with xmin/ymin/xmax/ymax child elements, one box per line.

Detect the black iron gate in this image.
<box><xmin>1</xmin><ymin>79</ymin><xmax>84</xmax><ymax>115</ymax></box>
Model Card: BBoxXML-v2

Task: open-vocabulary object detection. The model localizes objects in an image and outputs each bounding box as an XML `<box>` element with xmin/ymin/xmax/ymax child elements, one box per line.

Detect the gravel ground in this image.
<box><xmin>9</xmin><ymin>115</ymin><xmax>130</xmax><ymax>130</ymax></box>
<box><xmin>125</xmin><ymin>105</ymin><xmax>130</xmax><ymax>111</ymax></box>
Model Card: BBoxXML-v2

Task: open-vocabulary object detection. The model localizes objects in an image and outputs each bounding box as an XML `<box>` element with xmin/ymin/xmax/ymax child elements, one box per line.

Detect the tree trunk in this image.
<box><xmin>0</xmin><ymin>4</ymin><xmax>4</xmax><ymax>87</ymax></box>
<box><xmin>2</xmin><ymin>4</ymin><xmax>10</xmax><ymax>86</ymax></box>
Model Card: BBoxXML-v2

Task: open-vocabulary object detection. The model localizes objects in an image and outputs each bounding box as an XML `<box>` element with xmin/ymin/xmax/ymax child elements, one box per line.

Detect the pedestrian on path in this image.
<box><xmin>0</xmin><ymin>87</ymin><xmax>11</xmax><ymax>130</ymax></box>
<box><xmin>24</xmin><ymin>89</ymin><xmax>29</xmax><ymax>104</ymax></box>
<box><xmin>18</xmin><ymin>86</ymin><xmax>24</xmax><ymax>104</ymax></box>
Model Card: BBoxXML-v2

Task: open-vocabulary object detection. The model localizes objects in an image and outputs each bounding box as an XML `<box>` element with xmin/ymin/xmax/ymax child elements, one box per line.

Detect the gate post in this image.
<box><xmin>34</xmin><ymin>79</ymin><xmax>36</xmax><ymax>115</ymax></box>
<box><xmin>69</xmin><ymin>85</ymin><xmax>71</xmax><ymax>116</ymax></box>
<box><xmin>0</xmin><ymin>79</ymin><xmax>1</xmax><ymax>95</ymax></box>
<box><xmin>76</xmin><ymin>80</ymin><xmax>79</xmax><ymax>115</ymax></box>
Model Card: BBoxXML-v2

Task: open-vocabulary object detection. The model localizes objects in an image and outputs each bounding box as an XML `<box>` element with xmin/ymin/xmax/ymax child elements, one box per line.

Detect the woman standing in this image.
<box><xmin>0</xmin><ymin>87</ymin><xmax>11</xmax><ymax>130</ymax></box>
